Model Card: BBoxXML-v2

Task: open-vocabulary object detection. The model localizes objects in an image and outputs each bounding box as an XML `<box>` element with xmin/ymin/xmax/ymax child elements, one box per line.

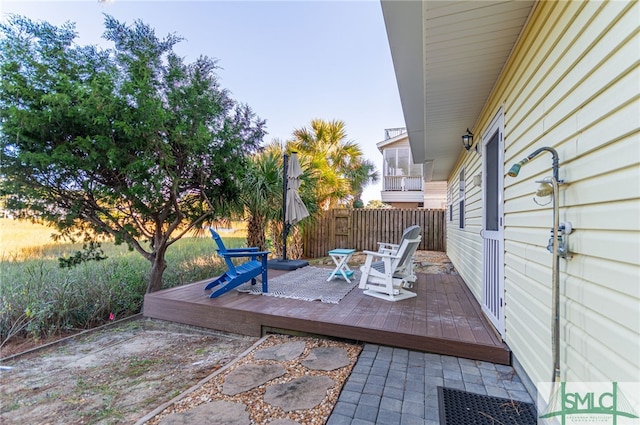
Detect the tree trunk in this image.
<box><xmin>247</xmin><ymin>214</ymin><xmax>265</xmax><ymax>250</ymax></box>
<box><xmin>147</xmin><ymin>252</ymin><xmax>168</xmax><ymax>293</ymax></box>
<box><xmin>270</xmin><ymin>220</ymin><xmax>284</xmax><ymax>259</ymax></box>
<box><xmin>288</xmin><ymin>226</ymin><xmax>304</xmax><ymax>259</ymax></box>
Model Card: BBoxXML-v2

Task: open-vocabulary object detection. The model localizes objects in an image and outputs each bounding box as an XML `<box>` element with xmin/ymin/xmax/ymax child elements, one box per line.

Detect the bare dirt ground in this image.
<box><xmin>0</xmin><ymin>319</ymin><xmax>258</xmax><ymax>425</ymax></box>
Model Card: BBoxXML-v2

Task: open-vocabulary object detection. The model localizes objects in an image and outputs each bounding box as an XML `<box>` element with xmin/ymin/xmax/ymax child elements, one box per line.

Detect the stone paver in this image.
<box><xmin>222</xmin><ymin>363</ymin><xmax>286</xmax><ymax>395</ymax></box>
<box><xmin>201</xmin><ymin>342</ymin><xmax>353</xmax><ymax>419</ymax></box>
<box><xmin>253</xmin><ymin>341</ymin><xmax>306</xmax><ymax>361</ymax></box>
<box><xmin>326</xmin><ymin>344</ymin><xmax>534</xmax><ymax>425</ymax></box>
<box><xmin>264</xmin><ymin>375</ymin><xmax>335</xmax><ymax>411</ymax></box>
<box><xmin>302</xmin><ymin>347</ymin><xmax>351</xmax><ymax>371</ymax></box>
<box><xmin>269</xmin><ymin>420</ymin><xmax>301</xmax><ymax>425</ymax></box>
<box><xmin>159</xmin><ymin>400</ymin><xmax>249</xmax><ymax>425</ymax></box>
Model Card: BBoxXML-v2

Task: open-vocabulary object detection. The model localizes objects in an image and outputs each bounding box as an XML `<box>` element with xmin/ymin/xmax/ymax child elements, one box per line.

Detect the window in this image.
<box><xmin>383</xmin><ymin>148</ymin><xmax>422</xmax><ymax>177</ymax></box>
<box><xmin>447</xmin><ymin>184</ymin><xmax>453</xmax><ymax>221</ymax></box>
<box><xmin>485</xmin><ymin>130</ymin><xmax>500</xmax><ymax>231</ymax></box>
<box><xmin>459</xmin><ymin>168</ymin><xmax>465</xmax><ymax>229</ymax></box>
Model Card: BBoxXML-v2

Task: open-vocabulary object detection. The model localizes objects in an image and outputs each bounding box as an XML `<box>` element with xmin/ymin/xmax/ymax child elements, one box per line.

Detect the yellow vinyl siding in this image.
<box><xmin>504</xmin><ymin>269</ymin><xmax>553</xmax><ymax>378</ymax></box>
<box><xmin>446</xmin><ymin>158</ymin><xmax>484</xmax><ymax>300</ymax></box>
<box><xmin>449</xmin><ymin>0</ymin><xmax>639</xmax><ymax>388</ymax></box>
<box><xmin>502</xmin><ymin>0</ymin><xmax>640</xmax><ymax>386</ymax></box>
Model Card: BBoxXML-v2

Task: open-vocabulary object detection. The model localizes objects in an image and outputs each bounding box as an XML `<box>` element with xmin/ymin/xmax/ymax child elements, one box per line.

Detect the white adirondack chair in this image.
<box><xmin>358</xmin><ymin>234</ymin><xmax>421</xmax><ymax>301</ymax></box>
<box><xmin>375</xmin><ymin>225</ymin><xmax>421</xmax><ymax>288</ymax></box>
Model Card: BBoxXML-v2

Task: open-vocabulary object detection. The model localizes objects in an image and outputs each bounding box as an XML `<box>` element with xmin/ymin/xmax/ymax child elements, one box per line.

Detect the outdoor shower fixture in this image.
<box><xmin>507</xmin><ymin>146</ymin><xmax>560</xmax><ymax>181</ymax></box>
<box><xmin>507</xmin><ymin>146</ymin><xmax>571</xmax><ymax>387</ymax></box>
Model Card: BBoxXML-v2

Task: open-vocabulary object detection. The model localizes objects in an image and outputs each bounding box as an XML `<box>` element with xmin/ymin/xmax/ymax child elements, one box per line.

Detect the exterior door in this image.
<box><xmin>481</xmin><ymin>111</ymin><xmax>505</xmax><ymax>336</ymax></box>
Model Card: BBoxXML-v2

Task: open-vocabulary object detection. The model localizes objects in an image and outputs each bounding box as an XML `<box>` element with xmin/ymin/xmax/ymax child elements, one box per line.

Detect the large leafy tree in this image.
<box><xmin>0</xmin><ymin>16</ymin><xmax>266</xmax><ymax>293</ymax></box>
<box><xmin>291</xmin><ymin>119</ymin><xmax>378</xmax><ymax>209</ymax></box>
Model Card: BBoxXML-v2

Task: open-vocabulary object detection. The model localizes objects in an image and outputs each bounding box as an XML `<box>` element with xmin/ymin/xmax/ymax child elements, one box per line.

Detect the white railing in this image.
<box><xmin>383</xmin><ymin>176</ymin><xmax>423</xmax><ymax>191</ymax></box>
<box><xmin>384</xmin><ymin>127</ymin><xmax>407</xmax><ymax>140</ymax></box>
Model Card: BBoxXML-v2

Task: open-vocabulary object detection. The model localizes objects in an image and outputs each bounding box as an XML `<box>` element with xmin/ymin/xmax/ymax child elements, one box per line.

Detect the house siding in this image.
<box><xmin>447</xmin><ymin>160</ymin><xmax>484</xmax><ymax>301</ymax></box>
<box><xmin>447</xmin><ymin>0</ymin><xmax>639</xmax><ymax>390</ymax></box>
<box><xmin>423</xmin><ymin>181</ymin><xmax>447</xmax><ymax>209</ymax></box>
<box><xmin>381</xmin><ymin>137</ymin><xmax>411</xmax><ymax>150</ymax></box>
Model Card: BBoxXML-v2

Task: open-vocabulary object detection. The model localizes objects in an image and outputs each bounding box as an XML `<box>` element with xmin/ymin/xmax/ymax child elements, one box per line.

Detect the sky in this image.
<box><xmin>0</xmin><ymin>0</ymin><xmax>405</xmax><ymax>204</ymax></box>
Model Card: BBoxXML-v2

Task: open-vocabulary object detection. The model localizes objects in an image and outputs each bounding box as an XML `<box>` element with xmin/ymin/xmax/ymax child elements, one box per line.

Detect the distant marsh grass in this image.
<box><xmin>0</xmin><ymin>219</ymin><xmax>249</xmax><ymax>345</ymax></box>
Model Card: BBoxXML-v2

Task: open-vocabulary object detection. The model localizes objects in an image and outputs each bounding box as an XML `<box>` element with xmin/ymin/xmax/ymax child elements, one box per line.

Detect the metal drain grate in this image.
<box><xmin>438</xmin><ymin>387</ymin><xmax>537</xmax><ymax>425</ymax></box>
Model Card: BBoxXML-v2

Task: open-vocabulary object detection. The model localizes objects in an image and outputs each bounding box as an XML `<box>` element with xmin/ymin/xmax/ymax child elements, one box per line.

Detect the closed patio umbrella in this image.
<box><xmin>267</xmin><ymin>152</ymin><xmax>310</xmax><ymax>270</ymax></box>
<box><xmin>275</xmin><ymin>152</ymin><xmax>310</xmax><ymax>267</ymax></box>
<box><xmin>285</xmin><ymin>152</ymin><xmax>309</xmax><ymax>226</ymax></box>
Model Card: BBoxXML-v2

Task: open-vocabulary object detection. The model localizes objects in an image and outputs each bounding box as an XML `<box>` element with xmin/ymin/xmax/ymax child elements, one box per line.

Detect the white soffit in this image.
<box><xmin>382</xmin><ymin>0</ymin><xmax>534</xmax><ymax>180</ymax></box>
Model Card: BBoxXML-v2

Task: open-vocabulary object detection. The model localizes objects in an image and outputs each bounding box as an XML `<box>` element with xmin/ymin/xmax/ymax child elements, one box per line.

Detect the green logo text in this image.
<box><xmin>540</xmin><ymin>382</ymin><xmax>638</xmax><ymax>424</ymax></box>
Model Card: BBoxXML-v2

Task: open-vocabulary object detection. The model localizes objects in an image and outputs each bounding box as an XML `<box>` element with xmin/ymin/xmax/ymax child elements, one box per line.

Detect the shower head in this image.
<box><xmin>507</xmin><ymin>147</ymin><xmax>560</xmax><ymax>181</ymax></box>
<box><xmin>507</xmin><ymin>163</ymin><xmax>522</xmax><ymax>177</ymax></box>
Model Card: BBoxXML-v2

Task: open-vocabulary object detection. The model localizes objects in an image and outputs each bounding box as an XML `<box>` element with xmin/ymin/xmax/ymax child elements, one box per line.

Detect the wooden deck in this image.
<box><xmin>143</xmin><ymin>270</ymin><xmax>510</xmax><ymax>365</ymax></box>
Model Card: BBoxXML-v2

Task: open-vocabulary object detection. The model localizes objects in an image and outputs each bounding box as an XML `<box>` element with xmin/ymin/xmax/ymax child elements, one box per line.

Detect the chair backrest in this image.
<box><xmin>209</xmin><ymin>228</ymin><xmax>228</xmax><ymax>252</ymax></box>
<box><xmin>209</xmin><ymin>228</ymin><xmax>235</xmax><ymax>270</ymax></box>
<box><xmin>400</xmin><ymin>225</ymin><xmax>421</xmax><ymax>245</ymax></box>
<box><xmin>395</xmin><ymin>235</ymin><xmax>421</xmax><ymax>270</ymax></box>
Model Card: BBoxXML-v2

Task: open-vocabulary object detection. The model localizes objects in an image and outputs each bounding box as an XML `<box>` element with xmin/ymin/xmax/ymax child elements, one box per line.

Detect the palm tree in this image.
<box><xmin>240</xmin><ymin>142</ymin><xmax>283</xmax><ymax>250</ymax></box>
<box><xmin>291</xmin><ymin>119</ymin><xmax>379</xmax><ymax>209</ymax></box>
<box><xmin>346</xmin><ymin>157</ymin><xmax>379</xmax><ymax>208</ymax></box>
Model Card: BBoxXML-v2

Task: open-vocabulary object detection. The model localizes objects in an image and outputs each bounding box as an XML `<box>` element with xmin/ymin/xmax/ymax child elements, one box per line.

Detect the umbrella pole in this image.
<box><xmin>267</xmin><ymin>152</ymin><xmax>309</xmax><ymax>271</ymax></box>
<box><xmin>282</xmin><ymin>153</ymin><xmax>288</xmax><ymax>261</ymax></box>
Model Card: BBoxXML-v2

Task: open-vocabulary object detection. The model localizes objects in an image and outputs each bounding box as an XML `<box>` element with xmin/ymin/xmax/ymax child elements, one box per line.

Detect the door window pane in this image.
<box><xmin>485</xmin><ymin>131</ymin><xmax>499</xmax><ymax>231</ymax></box>
<box><xmin>459</xmin><ymin>168</ymin><xmax>465</xmax><ymax>229</ymax></box>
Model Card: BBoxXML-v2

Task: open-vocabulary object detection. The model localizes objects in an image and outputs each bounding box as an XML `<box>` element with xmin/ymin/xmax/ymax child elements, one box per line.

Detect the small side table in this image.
<box><xmin>327</xmin><ymin>248</ymin><xmax>356</xmax><ymax>282</ymax></box>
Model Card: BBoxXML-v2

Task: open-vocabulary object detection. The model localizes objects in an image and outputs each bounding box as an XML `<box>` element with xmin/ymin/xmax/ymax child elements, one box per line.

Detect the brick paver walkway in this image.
<box><xmin>327</xmin><ymin>344</ymin><xmax>533</xmax><ymax>425</ymax></box>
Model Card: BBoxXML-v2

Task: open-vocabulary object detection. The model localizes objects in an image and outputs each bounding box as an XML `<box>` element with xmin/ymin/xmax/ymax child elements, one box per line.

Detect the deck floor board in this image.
<box><xmin>144</xmin><ymin>270</ymin><xmax>510</xmax><ymax>364</ymax></box>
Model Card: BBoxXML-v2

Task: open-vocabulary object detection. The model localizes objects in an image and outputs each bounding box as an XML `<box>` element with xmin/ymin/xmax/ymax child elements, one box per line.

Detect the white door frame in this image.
<box><xmin>481</xmin><ymin>108</ymin><xmax>505</xmax><ymax>336</ymax></box>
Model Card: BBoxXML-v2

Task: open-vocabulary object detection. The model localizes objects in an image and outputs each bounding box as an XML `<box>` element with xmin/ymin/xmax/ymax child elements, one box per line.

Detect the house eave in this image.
<box><xmin>376</xmin><ymin>132</ymin><xmax>409</xmax><ymax>151</ymax></box>
<box><xmin>381</xmin><ymin>0</ymin><xmax>535</xmax><ymax>180</ymax></box>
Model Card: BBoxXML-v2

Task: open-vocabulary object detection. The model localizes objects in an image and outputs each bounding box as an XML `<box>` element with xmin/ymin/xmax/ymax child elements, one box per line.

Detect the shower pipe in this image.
<box><xmin>507</xmin><ymin>147</ymin><xmax>562</xmax><ymax>387</ymax></box>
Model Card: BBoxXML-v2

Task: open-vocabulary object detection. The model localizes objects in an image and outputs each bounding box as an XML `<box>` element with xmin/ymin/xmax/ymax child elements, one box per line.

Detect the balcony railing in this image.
<box><xmin>384</xmin><ymin>127</ymin><xmax>407</xmax><ymax>140</ymax></box>
<box><xmin>382</xmin><ymin>175</ymin><xmax>423</xmax><ymax>191</ymax></box>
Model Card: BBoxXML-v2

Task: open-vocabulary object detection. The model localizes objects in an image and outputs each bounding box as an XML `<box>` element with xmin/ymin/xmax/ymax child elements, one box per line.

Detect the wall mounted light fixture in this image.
<box><xmin>462</xmin><ymin>128</ymin><xmax>474</xmax><ymax>151</ymax></box>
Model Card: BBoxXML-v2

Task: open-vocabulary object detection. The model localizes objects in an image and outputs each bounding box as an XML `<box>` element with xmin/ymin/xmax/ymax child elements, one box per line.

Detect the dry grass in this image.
<box><xmin>0</xmin><ymin>219</ymin><xmax>60</xmax><ymax>260</ymax></box>
<box><xmin>0</xmin><ymin>218</ymin><xmax>248</xmax><ymax>260</ymax></box>
<box><xmin>0</xmin><ymin>218</ymin><xmax>249</xmax><ymax>343</ymax></box>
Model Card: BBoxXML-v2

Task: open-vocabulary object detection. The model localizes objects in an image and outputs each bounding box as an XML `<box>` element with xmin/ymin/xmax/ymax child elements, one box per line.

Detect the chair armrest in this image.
<box><xmin>362</xmin><ymin>250</ymin><xmax>400</xmax><ymax>259</ymax></box>
<box><xmin>377</xmin><ymin>242</ymin><xmax>399</xmax><ymax>250</ymax></box>
<box><xmin>221</xmin><ymin>251</ymin><xmax>270</xmax><ymax>258</ymax></box>
<box><xmin>224</xmin><ymin>247</ymin><xmax>259</xmax><ymax>252</ymax></box>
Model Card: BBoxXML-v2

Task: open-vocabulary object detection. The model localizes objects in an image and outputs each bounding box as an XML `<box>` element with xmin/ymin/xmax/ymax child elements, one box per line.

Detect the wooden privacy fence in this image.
<box><xmin>302</xmin><ymin>208</ymin><xmax>446</xmax><ymax>258</ymax></box>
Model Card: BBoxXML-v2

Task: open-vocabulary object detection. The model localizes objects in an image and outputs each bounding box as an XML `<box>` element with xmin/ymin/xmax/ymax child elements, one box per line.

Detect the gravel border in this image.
<box><xmin>140</xmin><ymin>334</ymin><xmax>362</xmax><ymax>425</ymax></box>
<box><xmin>135</xmin><ymin>335</ymin><xmax>272</xmax><ymax>425</ymax></box>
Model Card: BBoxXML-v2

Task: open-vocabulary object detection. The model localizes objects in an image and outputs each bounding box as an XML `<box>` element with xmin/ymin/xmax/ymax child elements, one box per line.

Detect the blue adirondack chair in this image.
<box><xmin>204</xmin><ymin>229</ymin><xmax>269</xmax><ymax>298</ymax></box>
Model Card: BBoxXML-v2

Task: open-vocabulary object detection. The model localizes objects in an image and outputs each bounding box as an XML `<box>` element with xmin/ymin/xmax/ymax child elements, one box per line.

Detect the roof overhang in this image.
<box><xmin>381</xmin><ymin>0</ymin><xmax>535</xmax><ymax>180</ymax></box>
<box><xmin>376</xmin><ymin>132</ymin><xmax>408</xmax><ymax>151</ymax></box>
